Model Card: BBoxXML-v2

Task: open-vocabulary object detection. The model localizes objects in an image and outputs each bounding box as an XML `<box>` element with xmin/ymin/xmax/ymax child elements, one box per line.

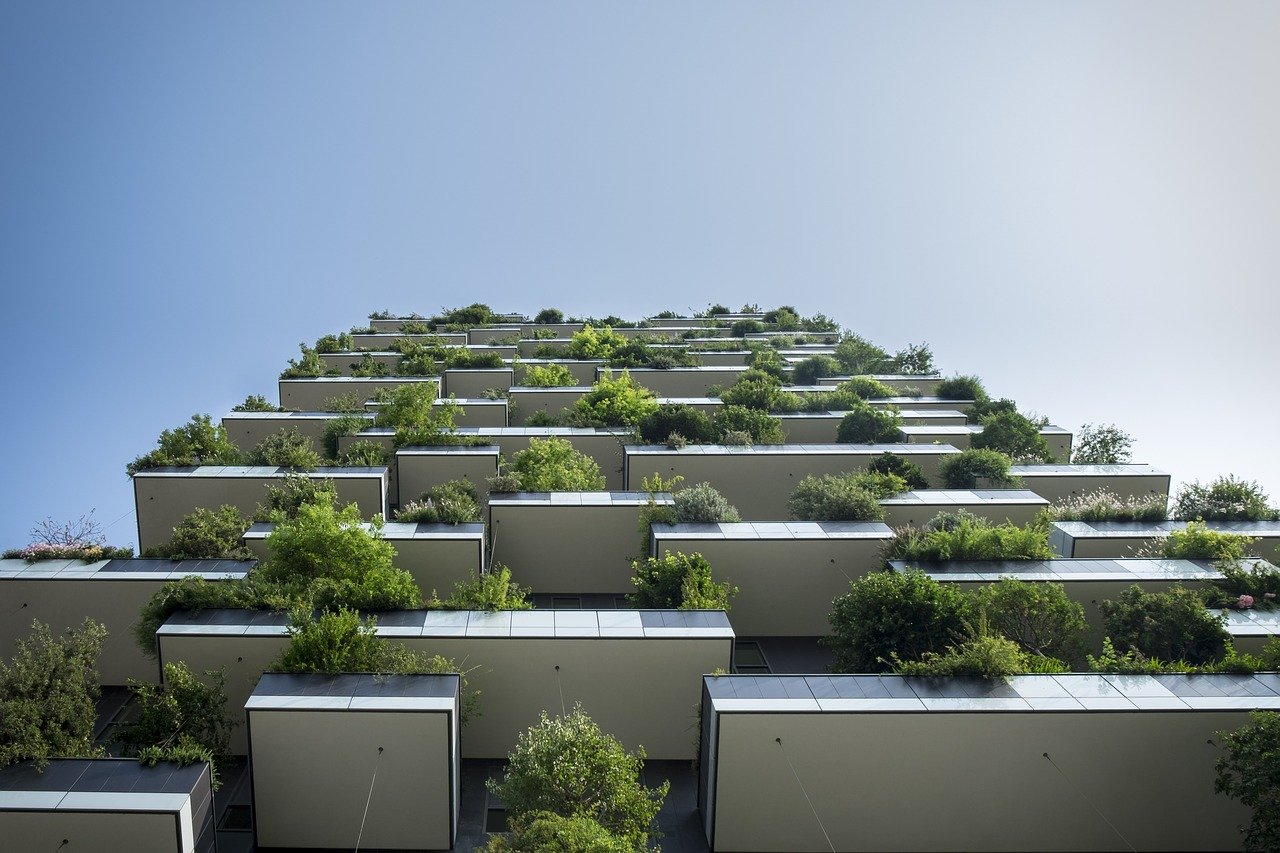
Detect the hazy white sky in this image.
<box><xmin>2</xmin><ymin>2</ymin><xmax>1277</xmax><ymax>549</ymax></box>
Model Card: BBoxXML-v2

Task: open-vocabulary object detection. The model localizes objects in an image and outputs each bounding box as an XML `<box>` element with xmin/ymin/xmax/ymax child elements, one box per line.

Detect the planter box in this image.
<box><xmin>601</xmin><ymin>366</ymin><xmax>748</xmax><ymax>397</ymax></box>
<box><xmin>278</xmin><ymin>376</ymin><xmax>439</xmax><ymax>411</ymax></box>
<box><xmin>441</xmin><ymin>367</ymin><xmax>515</xmax><ymax>398</ymax></box>
<box><xmin>1050</xmin><ymin>519</ymin><xmax>1280</xmax><ymax>561</ymax></box>
<box><xmin>369</xmin><ymin>317</ymin><xmax>480</xmax><ymax>334</ymax></box>
<box><xmin>506</xmin><ymin>386</ymin><xmax>590</xmax><ymax>424</ymax></box>
<box><xmin>0</xmin><ymin>557</ymin><xmax>252</xmax><ymax>685</ymax></box>
<box><xmin>0</xmin><ymin>759</ymin><xmax>215</xmax><ymax>853</ymax></box>
<box><xmin>488</xmin><ymin>492</ymin><xmax>673</xmax><ymax>594</ymax></box>
<box><xmin>818</xmin><ymin>374</ymin><xmax>944</xmax><ymax>395</ymax></box>
<box><xmin>894</xmin><ymin>558</ymin><xmax>1229</xmax><ymax>649</ymax></box>
<box><xmin>511</xmin><ymin>358</ymin><xmax>604</xmax><ymax>386</ymax></box>
<box><xmin>880</xmin><ymin>489</ymin><xmax>1050</xmax><ymax>529</ymax></box>
<box><xmin>900</xmin><ymin>424</ymin><xmax>1073</xmax><ymax>460</ymax></box>
<box><xmin>222</xmin><ymin>410</ymin><xmax>374</xmax><ymax>451</ymax></box>
<box><xmin>133</xmin><ymin>466</ymin><xmax>388</xmax><ymax>552</ymax></box>
<box><xmin>318</xmin><ymin>350</ymin><xmax>402</xmax><ymax>376</ymax></box>
<box><xmin>997</xmin><ymin>464</ymin><xmax>1171</xmax><ymax>505</ymax></box>
<box><xmin>466</xmin><ymin>325</ymin><xmax>523</xmax><ymax>344</ymax></box>
<box><xmin>246</xmin><ymin>672</ymin><xmax>460</xmax><ymax>851</ymax></box>
<box><xmin>393</xmin><ymin>445</ymin><xmax>501</xmax><ymax>509</ymax></box>
<box><xmin>157</xmin><ymin>608</ymin><xmax>733</xmax><ymax>758</ymax></box>
<box><xmin>651</xmin><ymin>522</ymin><xmax>894</xmax><ymax>636</ymax></box>
<box><xmin>786</xmin><ymin>388</ymin><xmax>974</xmax><ymax>412</ymax></box>
<box><xmin>350</xmin><ymin>332</ymin><xmax>467</xmax><ymax>348</ymax></box>
<box><xmin>624</xmin><ymin>444</ymin><xmax>961</xmax><ymax>519</ymax></box>
<box><xmin>243</xmin><ymin>521</ymin><xmax>484</xmax><ymax>594</ymax></box>
<box><xmin>776</xmin><ymin>409</ymin><xmax>968</xmax><ymax>444</ymax></box>
<box><xmin>361</xmin><ymin>397</ymin><xmax>509</xmax><ymax>428</ymax></box>
<box><xmin>699</xmin><ymin>673</ymin><xmax>1265</xmax><ymax>852</ymax></box>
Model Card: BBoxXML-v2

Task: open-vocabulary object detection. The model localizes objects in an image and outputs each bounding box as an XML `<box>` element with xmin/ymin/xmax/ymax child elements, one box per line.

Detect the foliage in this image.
<box><xmin>1173</xmin><ymin>475</ymin><xmax>1279</xmax><ymax>522</ymax></box>
<box><xmin>534</xmin><ymin>308</ymin><xmax>565</xmax><ymax>324</ymax></box>
<box><xmin>142</xmin><ymin>505</ymin><xmax>253</xmax><ymax>560</ymax></box>
<box><xmin>868</xmin><ymin>452</ymin><xmax>929</xmax><ymax>490</ymax></box>
<box><xmin>1086</xmin><ymin>636</ymin><xmax>1267</xmax><ymax>675</ymax></box>
<box><xmin>119</xmin><ymin>662</ymin><xmax>235</xmax><ymax>788</ymax></box>
<box><xmin>395</xmin><ymin>479</ymin><xmax>481</xmax><ymax>524</ymax></box>
<box><xmin>1048</xmin><ymin>488</ymin><xmax>1169</xmax><ymax>522</ymax></box>
<box><xmin>1098</xmin><ymin>584</ymin><xmax>1229</xmax><ymax>665</ymax></box>
<box><xmin>428</xmin><ymin>566</ymin><xmax>532</xmax><ymax>611</ymax></box>
<box><xmin>427</xmin><ymin>303</ymin><xmax>495</xmax><ymax>329</ymax></box>
<box><xmin>630</xmin><ymin>551</ymin><xmax>736</xmax><ymax>610</ymax></box>
<box><xmin>637</xmin><ymin>404</ymin><xmax>718</xmax><ymax>445</ymax></box>
<box><xmin>974</xmin><ymin>579</ymin><xmax>1087</xmax><ymax>664</ymax></box>
<box><xmin>232</xmin><ymin>394</ymin><xmax>284</xmax><ymax>412</ymax></box>
<box><xmin>720</xmin><ymin>376</ymin><xmax>790</xmax><ymax>411</ymax></box>
<box><xmin>891</xmin><ymin>624</ymin><xmax>1051</xmax><ymax>678</ymax></box>
<box><xmin>481</xmin><ymin>811</ymin><xmax>632</xmax><ymax>852</ymax></box>
<box><xmin>935</xmin><ymin>375</ymin><xmax>989</xmax><ymax>403</ymax></box>
<box><xmin>521</xmin><ymin>363</ymin><xmax>577</xmax><ymax>387</ymax></box>
<box><xmin>504</xmin><ymin>437</ymin><xmax>606</xmax><ymax>492</ymax></box>
<box><xmin>731</xmin><ymin>318</ymin><xmax>765</xmax><ymax>336</ymax></box>
<box><xmin>889</xmin><ymin>342</ymin><xmax>935</xmax><ymax>375</ymax></box>
<box><xmin>321</xmin><ymin>413</ymin><xmax>369</xmax><ymax>458</ymax></box>
<box><xmin>372</xmin><ymin>382</ymin><xmax>441</xmax><ymax>429</ymax></box>
<box><xmin>834</xmin><ymin>376</ymin><xmax>896</xmax><ymax>400</ymax></box>
<box><xmin>888</xmin><ymin>515</ymin><xmax>1053</xmax><ymax>562</ymax></box>
<box><xmin>565</xmin><ymin>371</ymin><xmax>658</xmax><ymax>428</ymax></box>
<box><xmin>1160</xmin><ymin>521</ymin><xmax>1253</xmax><ymax>561</ymax></box>
<box><xmin>835</xmin><ymin>403</ymin><xmax>903</xmax><ymax>444</ymax></box>
<box><xmin>791</xmin><ymin>355</ymin><xmax>842</xmax><ymax>386</ymax></box>
<box><xmin>487</xmin><ymin>706</ymin><xmax>668</xmax><ymax>851</ymax></box>
<box><xmin>971</xmin><ymin>411</ymin><xmax>1053</xmax><ymax>462</ymax></box>
<box><xmin>1215</xmin><ymin>710</ymin><xmax>1280</xmax><ymax>852</ymax></box>
<box><xmin>1212</xmin><ymin>560</ymin><xmax>1280</xmax><ymax>609</ymax></box>
<box><xmin>313</xmin><ymin>332</ymin><xmax>353</xmax><ymax>353</ymax></box>
<box><xmin>259</xmin><ymin>501</ymin><xmax>394</xmax><ymax>585</ymax></box>
<box><xmin>133</xmin><ymin>576</ymin><xmax>261</xmax><ymax>656</ymax></box>
<box><xmin>1071</xmin><ymin>423</ymin><xmax>1134</xmax><ymax>464</ymax></box>
<box><xmin>711</xmin><ymin>405</ymin><xmax>786</xmax><ymax>444</ymax></box>
<box><xmin>834</xmin><ymin>333</ymin><xmax>890</xmax><ymax>375</ymax></box>
<box><xmin>566</xmin><ymin>325</ymin><xmax>629</xmax><ymax>361</ymax></box>
<box><xmin>348</xmin><ymin>353</ymin><xmax>391</xmax><ymax>377</ymax></box>
<box><xmin>939</xmin><ymin>448</ymin><xmax>1018</xmax><ymax>488</ymax></box>
<box><xmin>635</xmin><ymin>473</ymin><xmax>682</xmax><ymax>556</ymax></box>
<box><xmin>335</xmin><ymin>439</ymin><xmax>389</xmax><ymax>467</ymax></box>
<box><xmin>280</xmin><ymin>343</ymin><xmax>339</xmax><ymax>379</ymax></box>
<box><xmin>247</xmin><ymin>427</ymin><xmax>322</xmax><ymax>469</ymax></box>
<box><xmin>672</xmin><ymin>482</ymin><xmax>741</xmax><ymax>523</ymax></box>
<box><xmin>763</xmin><ymin>306</ymin><xmax>801</xmax><ymax>331</ymax></box>
<box><xmin>0</xmin><ymin>619</ymin><xmax>106</xmax><ymax>768</ymax></box>
<box><xmin>787</xmin><ymin>473</ymin><xmax>903</xmax><ymax>522</ymax></box>
<box><xmin>744</xmin><ymin>345</ymin><xmax>786</xmax><ymax>380</ymax></box>
<box><xmin>2</xmin><ymin>543</ymin><xmax>134</xmax><ymax>562</ymax></box>
<box><xmin>825</xmin><ymin>571</ymin><xmax>971</xmax><ymax>673</ymax></box>
<box><xmin>253</xmin><ymin>473</ymin><xmax>338</xmax><ymax>523</ymax></box>
<box><xmin>127</xmin><ymin>414</ymin><xmax>243</xmax><ymax>476</ymax></box>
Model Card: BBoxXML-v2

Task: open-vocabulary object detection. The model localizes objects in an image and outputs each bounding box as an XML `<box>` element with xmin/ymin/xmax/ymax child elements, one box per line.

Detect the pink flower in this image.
<box><xmin>1238</xmin><ymin>595</ymin><xmax>1256</xmax><ymax>609</ymax></box>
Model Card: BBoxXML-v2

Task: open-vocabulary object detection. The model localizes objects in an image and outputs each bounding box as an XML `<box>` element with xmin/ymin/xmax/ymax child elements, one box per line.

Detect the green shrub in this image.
<box><xmin>534</xmin><ymin>308</ymin><xmax>565</xmax><ymax>324</ymax></box>
<box><xmin>939</xmin><ymin>448</ymin><xmax>1018</xmax><ymax>488</ymax></box>
<box><xmin>834</xmin><ymin>334</ymin><xmax>890</xmax><ymax>375</ymax></box>
<box><xmin>133</xmin><ymin>576</ymin><xmax>260</xmax><ymax>656</ymax></box>
<box><xmin>1215</xmin><ymin>710</ymin><xmax>1280</xmax><ymax>853</ymax></box>
<box><xmin>525</xmin><ymin>410</ymin><xmax>561</xmax><ymax>427</ymax></box>
<box><xmin>258</xmin><ymin>501</ymin><xmax>395</xmax><ymax>585</ymax></box>
<box><xmin>127</xmin><ymin>414</ymin><xmax>244</xmax><ymax>476</ymax></box>
<box><xmin>889</xmin><ymin>342</ymin><xmax>935</xmax><ymax>375</ymax></box>
<box><xmin>1212</xmin><ymin>560</ymin><xmax>1280</xmax><ymax>609</ymax></box>
<box><xmin>232</xmin><ymin>394</ymin><xmax>283</xmax><ymax>412</ymax></box>
<box><xmin>888</xmin><ymin>514</ymin><xmax>1053</xmax><ymax>562</ymax></box>
<box><xmin>321</xmin><ymin>414</ymin><xmax>368</xmax><ymax>457</ymax></box>
<box><xmin>720</xmin><ymin>377</ymin><xmax>789</xmax><ymax>411</ymax></box>
<box><xmin>971</xmin><ymin>411</ymin><xmax>1053</xmax><ymax>461</ymax></box>
<box><xmin>731</xmin><ymin>318</ymin><xmax>765</xmax><ymax>336</ymax></box>
<box><xmin>763</xmin><ymin>306</ymin><xmax>801</xmax><ymax>330</ymax></box>
<box><xmin>521</xmin><ymin>363</ymin><xmax>576</xmax><ymax>387</ymax></box>
<box><xmin>565</xmin><ymin>371</ymin><xmax>658</xmax><ymax>428</ymax></box>
<box><xmin>1048</xmin><ymin>489</ymin><xmax>1168</xmax><ymax>522</ymax></box>
<box><xmin>1099</xmin><ymin>584</ymin><xmax>1229</xmax><ymax>665</ymax></box>
<box><xmin>868</xmin><ymin>452</ymin><xmax>929</xmax><ymax>490</ymax></box>
<box><xmin>630</xmin><ymin>551</ymin><xmax>736</xmax><ymax>610</ymax></box>
<box><xmin>825</xmin><ymin>570</ymin><xmax>971</xmax><ymax>673</ymax></box>
<box><xmin>711</xmin><ymin>405</ymin><xmax>785</xmax><ymax>444</ymax></box>
<box><xmin>1160</xmin><ymin>521</ymin><xmax>1254</xmax><ymax>561</ymax></box>
<box><xmin>637</xmin><ymin>405</ymin><xmax>718</xmax><ymax>445</ymax></box>
<box><xmin>395</xmin><ymin>479</ymin><xmax>481</xmax><ymax>524</ymax></box>
<box><xmin>974</xmin><ymin>579</ymin><xmax>1087</xmax><ymax>664</ymax></box>
<box><xmin>428</xmin><ymin>566</ymin><xmax>532</xmax><ymax>611</ymax></box>
<box><xmin>334</xmin><ymin>439</ymin><xmax>388</xmax><ymax>467</ymax></box>
<box><xmin>1071</xmin><ymin>423</ymin><xmax>1133</xmax><ymax>464</ymax></box>
<box><xmin>248</xmin><ymin>428</ymin><xmax>322</xmax><ymax>469</ymax></box>
<box><xmin>791</xmin><ymin>355</ymin><xmax>842</xmax><ymax>386</ymax></box>
<box><xmin>744</xmin><ymin>346</ymin><xmax>786</xmax><ymax>379</ymax></box>
<box><xmin>321</xmin><ymin>393</ymin><xmax>365</xmax><ymax>413</ymax></box>
<box><xmin>372</xmin><ymin>383</ymin><xmax>440</xmax><ymax>428</ymax></box>
<box><xmin>427</xmin><ymin>303</ymin><xmax>495</xmax><ymax>329</ymax></box>
<box><xmin>487</xmin><ymin>706</ymin><xmax>667</xmax><ymax>850</ymax></box>
<box><xmin>142</xmin><ymin>505</ymin><xmax>253</xmax><ymax>560</ymax></box>
<box><xmin>833</xmin><ymin>376</ymin><xmax>896</xmax><ymax>400</ymax></box>
<box><xmin>0</xmin><ymin>619</ymin><xmax>106</xmax><ymax>768</ymax></box>
<box><xmin>482</xmin><ymin>811</ymin><xmax>631</xmax><ymax>853</ymax></box>
<box><xmin>280</xmin><ymin>344</ymin><xmax>339</xmax><ymax>379</ymax></box>
<box><xmin>1173</xmin><ymin>475</ymin><xmax>1279</xmax><ymax>522</ymax></box>
<box><xmin>253</xmin><ymin>473</ymin><xmax>338</xmax><ymax>523</ymax></box>
<box><xmin>119</xmin><ymin>661</ymin><xmax>235</xmax><ymax>788</ymax></box>
<box><xmin>890</xmin><ymin>625</ymin><xmax>1057</xmax><ymax>678</ymax></box>
<box><xmin>314</xmin><ymin>332</ymin><xmax>353</xmax><ymax>353</ymax></box>
<box><xmin>835</xmin><ymin>404</ymin><xmax>903</xmax><ymax>444</ymax></box>
<box><xmin>935</xmin><ymin>375</ymin><xmax>988</xmax><ymax>403</ymax></box>
<box><xmin>348</xmin><ymin>353</ymin><xmax>390</xmax><ymax>377</ymax></box>
<box><xmin>505</xmin><ymin>437</ymin><xmax>606</xmax><ymax>492</ymax></box>
<box><xmin>566</xmin><ymin>325</ymin><xmax>628</xmax><ymax>360</ymax></box>
<box><xmin>673</xmin><ymin>482</ymin><xmax>741</xmax><ymax>523</ymax></box>
<box><xmin>787</xmin><ymin>473</ymin><xmax>897</xmax><ymax>522</ymax></box>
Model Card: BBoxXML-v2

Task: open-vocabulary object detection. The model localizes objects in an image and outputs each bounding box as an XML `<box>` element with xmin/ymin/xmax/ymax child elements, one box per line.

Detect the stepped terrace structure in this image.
<box><xmin>3</xmin><ymin>304</ymin><xmax>1278</xmax><ymax>852</ymax></box>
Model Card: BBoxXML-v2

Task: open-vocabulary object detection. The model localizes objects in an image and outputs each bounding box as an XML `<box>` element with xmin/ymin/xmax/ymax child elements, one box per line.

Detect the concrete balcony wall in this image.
<box><xmin>132</xmin><ymin>466</ymin><xmax>388</xmax><ymax>552</ymax></box>
<box><xmin>441</xmin><ymin>367</ymin><xmax>515</xmax><ymax>398</ymax></box>
<box><xmin>278</xmin><ymin>376</ymin><xmax>439</xmax><ymax>411</ymax></box>
<box><xmin>998</xmin><ymin>464</ymin><xmax>1172</xmax><ymax>505</ymax></box>
<box><xmin>777</xmin><ymin>410</ymin><xmax>969</xmax><ymax>444</ymax></box>
<box><xmin>624</xmin><ymin>444</ymin><xmax>961</xmax><ymax>519</ymax></box>
<box><xmin>349</xmin><ymin>332</ymin><xmax>467</xmax><ymax>348</ymax></box>
<box><xmin>699</xmin><ymin>673</ymin><xmax>1263</xmax><ymax>852</ymax></box>
<box><xmin>222</xmin><ymin>410</ymin><xmax>372</xmax><ymax>452</ymax></box>
<box><xmin>317</xmin><ymin>350</ymin><xmax>401</xmax><ymax>376</ymax></box>
<box><xmin>394</xmin><ymin>446</ymin><xmax>501</xmax><ymax>507</ymax></box>
<box><xmin>818</xmin><ymin>374</ymin><xmax>944</xmax><ymax>395</ymax></box>
<box><xmin>466</xmin><ymin>325</ymin><xmax>523</xmax><ymax>344</ymax></box>
<box><xmin>1050</xmin><ymin>519</ymin><xmax>1280</xmax><ymax>562</ymax></box>
<box><xmin>0</xmin><ymin>557</ymin><xmax>252</xmax><ymax>685</ymax></box>
<box><xmin>506</xmin><ymin>386</ymin><xmax>589</xmax><ymax>424</ymax></box>
<box><xmin>600</xmin><ymin>366</ymin><xmax>749</xmax><ymax>397</ymax></box>
<box><xmin>651</xmin><ymin>522</ymin><xmax>894</xmax><ymax>636</ymax></box>
<box><xmin>487</xmin><ymin>492</ymin><xmax>673</xmax><ymax>594</ymax></box>
<box><xmin>880</xmin><ymin>489</ymin><xmax>1050</xmax><ymax>528</ymax></box>
<box><xmin>246</xmin><ymin>673</ymin><xmax>460</xmax><ymax>852</ymax></box>
<box><xmin>157</xmin><ymin>608</ymin><xmax>733</xmax><ymax>758</ymax></box>
<box><xmin>901</xmin><ymin>424</ymin><xmax>1073</xmax><ymax>461</ymax></box>
<box><xmin>243</xmin><ymin>521</ymin><xmax>484</xmax><ymax>594</ymax></box>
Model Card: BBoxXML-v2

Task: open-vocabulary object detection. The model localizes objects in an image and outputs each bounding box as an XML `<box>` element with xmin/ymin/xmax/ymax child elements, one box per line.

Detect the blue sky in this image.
<box><xmin>2</xmin><ymin>2</ymin><xmax>1277</xmax><ymax>551</ymax></box>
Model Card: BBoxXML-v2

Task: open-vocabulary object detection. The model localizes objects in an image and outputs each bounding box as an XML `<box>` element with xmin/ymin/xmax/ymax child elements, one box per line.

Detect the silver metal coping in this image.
<box><xmin>888</xmin><ymin>557</ymin><xmax>1246</xmax><ymax>583</ymax></box>
<box><xmin>1053</xmin><ymin>520</ymin><xmax>1280</xmax><ymax>537</ymax></box>
<box><xmin>652</xmin><ymin>521</ymin><xmax>893</xmax><ymax>540</ymax></box>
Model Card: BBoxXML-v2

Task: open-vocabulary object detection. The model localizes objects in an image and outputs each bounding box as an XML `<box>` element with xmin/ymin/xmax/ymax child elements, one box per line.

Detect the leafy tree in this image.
<box><xmin>974</xmin><ymin>579</ymin><xmax>1087</xmax><ymax>664</ymax></box>
<box><xmin>637</xmin><ymin>405</ymin><xmax>718</xmax><ymax>445</ymax></box>
<box><xmin>868</xmin><ymin>452</ymin><xmax>929</xmax><ymax>490</ymax></box>
<box><xmin>1215</xmin><ymin>710</ymin><xmax>1280</xmax><ymax>852</ymax></box>
<box><xmin>834</xmin><ymin>333</ymin><xmax>890</xmax><ymax>375</ymax></box>
<box><xmin>1099</xmin><ymin>585</ymin><xmax>1229</xmax><ymax>665</ymax></box>
<box><xmin>711</xmin><ymin>405</ymin><xmax>786</xmax><ymax>444</ymax></box>
<box><xmin>791</xmin><ymin>355</ymin><xmax>842</xmax><ymax>386</ymax></box>
<box><xmin>835</xmin><ymin>404</ymin><xmax>903</xmax><ymax>444</ymax></box>
<box><xmin>630</xmin><ymin>551</ymin><xmax>736</xmax><ymax>610</ymax></box>
<box><xmin>939</xmin><ymin>448</ymin><xmax>1018</xmax><ymax>488</ymax></box>
<box><xmin>127</xmin><ymin>414</ymin><xmax>243</xmax><ymax>476</ymax></box>
<box><xmin>258</xmin><ymin>500</ymin><xmax>396</xmax><ymax>587</ymax></box>
<box><xmin>521</xmin><ymin>363</ymin><xmax>577</xmax><ymax>387</ymax></box>
<box><xmin>119</xmin><ymin>662</ymin><xmax>236</xmax><ymax>787</ymax></box>
<box><xmin>280</xmin><ymin>343</ymin><xmax>339</xmax><ymax>379</ymax></box>
<box><xmin>971</xmin><ymin>411</ymin><xmax>1052</xmax><ymax>461</ymax></box>
<box><xmin>0</xmin><ymin>619</ymin><xmax>107</xmax><ymax>767</ymax></box>
<box><xmin>481</xmin><ymin>811</ymin><xmax>631</xmax><ymax>852</ymax></box>
<box><xmin>247</xmin><ymin>427</ymin><xmax>322</xmax><ymax>469</ymax></box>
<box><xmin>825</xmin><ymin>571</ymin><xmax>970</xmax><ymax>673</ymax></box>
<box><xmin>1173</xmin><ymin>475</ymin><xmax>1279</xmax><ymax>522</ymax></box>
<box><xmin>142</xmin><ymin>505</ymin><xmax>253</xmax><ymax>560</ymax></box>
<box><xmin>429</xmin><ymin>566</ymin><xmax>533</xmax><ymax>611</ymax></box>
<box><xmin>1071</xmin><ymin>423</ymin><xmax>1133</xmax><ymax>464</ymax></box>
<box><xmin>534</xmin><ymin>308</ymin><xmax>565</xmax><ymax>324</ymax></box>
<box><xmin>787</xmin><ymin>473</ymin><xmax>902</xmax><ymax>522</ymax></box>
<box><xmin>889</xmin><ymin>342</ymin><xmax>935</xmax><ymax>375</ymax></box>
<box><xmin>505</xmin><ymin>437</ymin><xmax>606</xmax><ymax>492</ymax></box>
<box><xmin>487</xmin><ymin>706</ymin><xmax>668</xmax><ymax>851</ymax></box>
<box><xmin>372</xmin><ymin>383</ymin><xmax>441</xmax><ymax>429</ymax></box>
<box><xmin>232</xmin><ymin>394</ymin><xmax>283</xmax><ymax>412</ymax></box>
<box><xmin>565</xmin><ymin>371</ymin><xmax>658</xmax><ymax>428</ymax></box>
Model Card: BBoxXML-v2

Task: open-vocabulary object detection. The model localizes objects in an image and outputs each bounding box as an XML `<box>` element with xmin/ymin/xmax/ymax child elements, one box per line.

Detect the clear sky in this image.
<box><xmin>2</xmin><ymin>2</ymin><xmax>1277</xmax><ymax>551</ymax></box>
